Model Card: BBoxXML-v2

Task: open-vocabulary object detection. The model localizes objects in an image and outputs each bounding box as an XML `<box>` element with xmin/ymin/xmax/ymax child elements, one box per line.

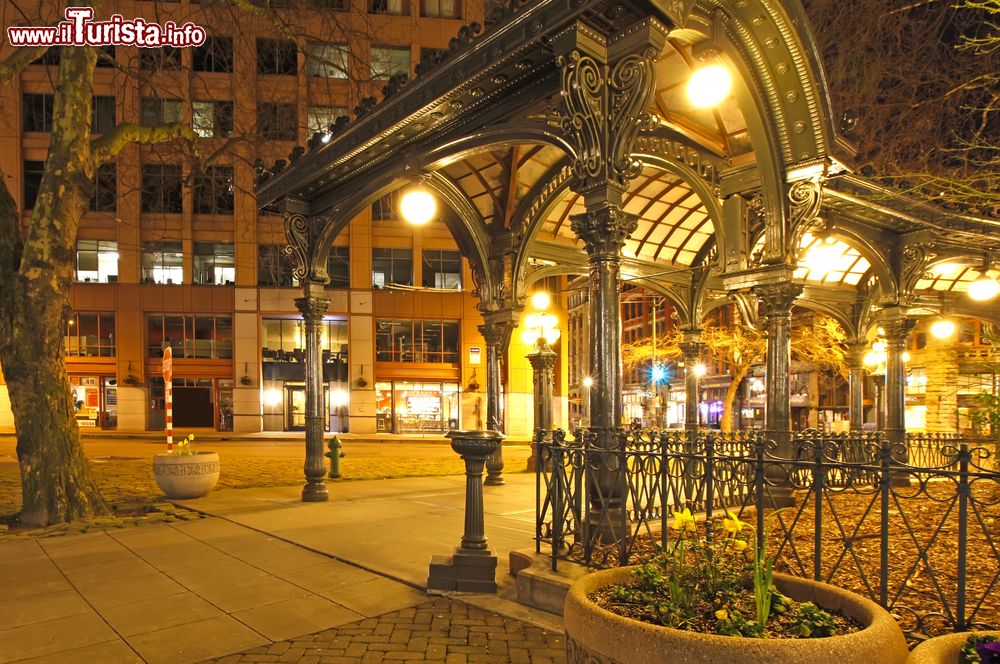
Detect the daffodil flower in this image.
<box><xmin>723</xmin><ymin>510</ymin><xmax>746</xmax><ymax>535</ymax></box>
<box><xmin>715</xmin><ymin>609</ymin><xmax>729</xmax><ymax>621</ymax></box>
<box><xmin>671</xmin><ymin>508</ymin><xmax>696</xmax><ymax>532</ymax></box>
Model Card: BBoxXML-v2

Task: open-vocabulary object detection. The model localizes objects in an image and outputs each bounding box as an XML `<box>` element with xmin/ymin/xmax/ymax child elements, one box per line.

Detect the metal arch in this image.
<box><xmin>413</xmin><ymin>122</ymin><xmax>575</xmax><ymax>173</ymax></box>
<box><xmin>791</xmin><ymin>296</ymin><xmax>857</xmax><ymax>338</ymax></box>
<box><xmin>823</xmin><ymin>216</ymin><xmax>897</xmax><ymax>294</ymax></box>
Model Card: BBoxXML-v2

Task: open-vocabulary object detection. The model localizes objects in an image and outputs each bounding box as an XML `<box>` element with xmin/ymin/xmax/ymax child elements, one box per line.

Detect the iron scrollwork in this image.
<box><xmin>282</xmin><ymin>207</ymin><xmax>330</xmax><ymax>284</ymax></box>
<box><xmin>556</xmin><ymin>47</ymin><xmax>659</xmax><ymax>196</ymax></box>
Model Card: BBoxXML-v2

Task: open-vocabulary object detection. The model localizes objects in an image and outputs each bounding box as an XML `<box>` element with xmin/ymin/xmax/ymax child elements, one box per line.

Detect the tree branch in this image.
<box><xmin>0</xmin><ymin>45</ymin><xmax>50</xmax><ymax>88</ymax></box>
<box><xmin>90</xmin><ymin>122</ymin><xmax>196</xmax><ymax>164</ymax></box>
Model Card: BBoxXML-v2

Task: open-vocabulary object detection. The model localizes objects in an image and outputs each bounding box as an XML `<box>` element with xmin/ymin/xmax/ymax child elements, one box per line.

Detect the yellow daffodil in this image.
<box><xmin>671</xmin><ymin>508</ymin><xmax>696</xmax><ymax>532</ymax></box>
<box><xmin>732</xmin><ymin>539</ymin><xmax>748</xmax><ymax>552</ymax></box>
<box><xmin>723</xmin><ymin>510</ymin><xmax>746</xmax><ymax>535</ymax></box>
<box><xmin>715</xmin><ymin>609</ymin><xmax>729</xmax><ymax>621</ymax></box>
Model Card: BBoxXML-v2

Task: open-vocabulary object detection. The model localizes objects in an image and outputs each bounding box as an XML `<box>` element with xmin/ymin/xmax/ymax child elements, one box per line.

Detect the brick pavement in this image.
<box><xmin>207</xmin><ymin>598</ymin><xmax>566</xmax><ymax>664</ymax></box>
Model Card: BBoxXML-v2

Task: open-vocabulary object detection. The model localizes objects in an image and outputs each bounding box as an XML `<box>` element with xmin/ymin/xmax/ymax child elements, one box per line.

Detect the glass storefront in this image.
<box><xmin>375</xmin><ymin>381</ymin><xmax>460</xmax><ymax>433</ymax></box>
<box><xmin>70</xmin><ymin>375</ymin><xmax>117</xmax><ymax>429</ymax></box>
<box><xmin>149</xmin><ymin>377</ymin><xmax>229</xmax><ymax>429</ymax></box>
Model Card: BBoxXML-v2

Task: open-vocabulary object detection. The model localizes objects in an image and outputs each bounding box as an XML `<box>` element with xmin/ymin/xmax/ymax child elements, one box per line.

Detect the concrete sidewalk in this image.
<box><xmin>0</xmin><ymin>473</ymin><xmax>561</xmax><ymax>663</ymax></box>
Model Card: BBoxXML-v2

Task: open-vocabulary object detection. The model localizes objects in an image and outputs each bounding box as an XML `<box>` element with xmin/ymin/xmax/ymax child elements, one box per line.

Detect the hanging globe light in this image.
<box><xmin>968</xmin><ymin>274</ymin><xmax>1000</xmax><ymax>301</ymax></box>
<box><xmin>930</xmin><ymin>319</ymin><xmax>956</xmax><ymax>339</ymax></box>
<box><xmin>687</xmin><ymin>64</ymin><xmax>732</xmax><ymax>108</ymax></box>
<box><xmin>400</xmin><ymin>187</ymin><xmax>436</xmax><ymax>225</ymax></box>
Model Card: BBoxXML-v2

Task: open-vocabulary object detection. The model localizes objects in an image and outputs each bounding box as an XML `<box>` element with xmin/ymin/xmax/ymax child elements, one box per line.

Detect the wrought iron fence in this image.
<box><xmin>535</xmin><ymin>428</ymin><xmax>1000</xmax><ymax>640</ymax></box>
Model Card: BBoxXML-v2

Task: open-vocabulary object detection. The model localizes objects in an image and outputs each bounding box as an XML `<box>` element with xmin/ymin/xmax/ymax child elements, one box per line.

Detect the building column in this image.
<box><xmin>753</xmin><ymin>282</ymin><xmax>802</xmax><ymax>455</ymax></box>
<box><xmin>847</xmin><ymin>340</ymin><xmax>867</xmax><ymax>431</ymax></box>
<box><xmin>679</xmin><ymin>329</ymin><xmax>704</xmax><ymax>434</ymax></box>
<box><xmin>478</xmin><ymin>320</ymin><xmax>514</xmax><ymax>485</ymax></box>
<box><xmin>881</xmin><ymin>307</ymin><xmax>915</xmax><ymax>453</ymax></box>
<box><xmin>295</xmin><ymin>284</ymin><xmax>330</xmax><ymax>502</ymax></box>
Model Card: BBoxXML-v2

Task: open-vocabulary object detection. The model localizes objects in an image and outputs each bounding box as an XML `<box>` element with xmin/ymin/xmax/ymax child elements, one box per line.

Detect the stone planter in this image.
<box><xmin>564</xmin><ymin>567</ymin><xmax>909</xmax><ymax>664</ymax></box>
<box><xmin>152</xmin><ymin>452</ymin><xmax>220</xmax><ymax>499</ymax></box>
<box><xmin>907</xmin><ymin>631</ymin><xmax>1000</xmax><ymax>664</ymax></box>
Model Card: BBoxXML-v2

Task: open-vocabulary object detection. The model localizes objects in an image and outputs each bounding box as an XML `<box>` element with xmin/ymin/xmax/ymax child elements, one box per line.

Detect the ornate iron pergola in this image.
<box><xmin>255</xmin><ymin>0</ymin><xmax>1000</xmax><ymax>501</ymax></box>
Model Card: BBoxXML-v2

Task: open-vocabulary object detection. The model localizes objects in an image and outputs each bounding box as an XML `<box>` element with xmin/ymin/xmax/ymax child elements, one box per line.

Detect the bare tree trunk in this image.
<box><xmin>0</xmin><ymin>46</ymin><xmax>107</xmax><ymax>526</ymax></box>
<box><xmin>720</xmin><ymin>365</ymin><xmax>750</xmax><ymax>433</ymax></box>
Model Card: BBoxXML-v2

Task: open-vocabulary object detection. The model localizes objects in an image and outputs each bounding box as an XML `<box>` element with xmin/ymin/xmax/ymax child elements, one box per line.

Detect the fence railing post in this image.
<box><xmin>956</xmin><ymin>442</ymin><xmax>970</xmax><ymax>631</ymax></box>
<box><xmin>551</xmin><ymin>435</ymin><xmax>563</xmax><ymax>572</ymax></box>
<box><xmin>535</xmin><ymin>429</ymin><xmax>543</xmax><ymax>556</ymax></box>
<box><xmin>813</xmin><ymin>434</ymin><xmax>825</xmax><ymax>582</ymax></box>
<box><xmin>755</xmin><ymin>432</ymin><xmax>766</xmax><ymax>556</ymax></box>
<box><xmin>879</xmin><ymin>432</ymin><xmax>891</xmax><ymax>609</ymax></box>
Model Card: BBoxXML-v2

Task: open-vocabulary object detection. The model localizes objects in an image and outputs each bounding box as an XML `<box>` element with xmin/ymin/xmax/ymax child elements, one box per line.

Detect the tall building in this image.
<box><xmin>0</xmin><ymin>0</ymin><xmax>538</xmax><ymax>436</ymax></box>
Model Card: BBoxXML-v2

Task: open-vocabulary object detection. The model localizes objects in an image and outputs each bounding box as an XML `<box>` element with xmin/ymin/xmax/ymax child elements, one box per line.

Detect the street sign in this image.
<box><xmin>162</xmin><ymin>346</ymin><xmax>173</xmax><ymax>382</ymax></box>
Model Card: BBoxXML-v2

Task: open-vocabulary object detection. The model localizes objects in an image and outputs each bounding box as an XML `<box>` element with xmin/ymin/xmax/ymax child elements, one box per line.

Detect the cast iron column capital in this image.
<box><xmin>753</xmin><ymin>281</ymin><xmax>802</xmax><ymax>318</ymax></box>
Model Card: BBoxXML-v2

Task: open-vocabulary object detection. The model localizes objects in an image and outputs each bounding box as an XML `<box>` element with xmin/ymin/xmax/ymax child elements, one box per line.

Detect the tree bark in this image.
<box><xmin>720</xmin><ymin>364</ymin><xmax>751</xmax><ymax>433</ymax></box>
<box><xmin>0</xmin><ymin>46</ymin><xmax>107</xmax><ymax>526</ymax></box>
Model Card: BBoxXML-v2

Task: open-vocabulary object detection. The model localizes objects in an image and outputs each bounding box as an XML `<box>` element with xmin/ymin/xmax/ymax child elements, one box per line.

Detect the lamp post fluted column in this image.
<box><xmin>295</xmin><ymin>285</ymin><xmax>331</xmax><ymax>502</ymax></box>
<box><xmin>478</xmin><ymin>320</ymin><xmax>514</xmax><ymax>485</ymax></box>
<box><xmin>881</xmin><ymin>307</ymin><xmax>915</xmax><ymax>460</ymax></box>
<box><xmin>847</xmin><ymin>340</ymin><xmax>867</xmax><ymax>431</ymax></box>
<box><xmin>526</xmin><ymin>340</ymin><xmax>557</xmax><ymax>470</ymax></box>
<box><xmin>679</xmin><ymin>329</ymin><xmax>705</xmax><ymax>434</ymax></box>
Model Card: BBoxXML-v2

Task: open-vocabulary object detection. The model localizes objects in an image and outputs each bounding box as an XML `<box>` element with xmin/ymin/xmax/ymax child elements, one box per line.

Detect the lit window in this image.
<box><xmin>306</xmin><ymin>42</ymin><xmax>349</xmax><ymax>78</ymax></box>
<box><xmin>421</xmin><ymin>249</ymin><xmax>462</xmax><ymax>289</ymax></box>
<box><xmin>192</xmin><ymin>101</ymin><xmax>233</xmax><ymax>138</ymax></box>
<box><xmin>307</xmin><ymin>105</ymin><xmax>347</xmax><ymax>138</ymax></box>
<box><xmin>76</xmin><ymin>240</ymin><xmax>119</xmax><ymax>283</ymax></box>
<box><xmin>372</xmin><ymin>248</ymin><xmax>412</xmax><ymax>287</ymax></box>
<box><xmin>142</xmin><ymin>241</ymin><xmax>183</xmax><ymax>284</ymax></box>
<box><xmin>370</xmin><ymin>46</ymin><xmax>410</xmax><ymax>79</ymax></box>
<box><xmin>422</xmin><ymin>0</ymin><xmax>459</xmax><ymax>18</ymax></box>
<box><xmin>64</xmin><ymin>313</ymin><xmax>116</xmax><ymax>357</ymax></box>
<box><xmin>141</xmin><ymin>98</ymin><xmax>183</xmax><ymax>126</ymax></box>
<box><xmin>193</xmin><ymin>242</ymin><xmax>235</xmax><ymax>285</ymax></box>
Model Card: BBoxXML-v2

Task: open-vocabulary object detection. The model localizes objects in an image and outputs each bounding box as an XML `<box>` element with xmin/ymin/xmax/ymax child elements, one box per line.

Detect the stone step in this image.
<box><xmin>508</xmin><ymin>548</ymin><xmax>591</xmax><ymax>616</ymax></box>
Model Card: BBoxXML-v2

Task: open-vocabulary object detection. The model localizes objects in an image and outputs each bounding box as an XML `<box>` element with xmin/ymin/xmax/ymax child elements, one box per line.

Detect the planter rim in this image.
<box><xmin>153</xmin><ymin>451</ymin><xmax>218</xmax><ymax>458</ymax></box>
<box><xmin>563</xmin><ymin>566</ymin><xmax>908</xmax><ymax>664</ymax></box>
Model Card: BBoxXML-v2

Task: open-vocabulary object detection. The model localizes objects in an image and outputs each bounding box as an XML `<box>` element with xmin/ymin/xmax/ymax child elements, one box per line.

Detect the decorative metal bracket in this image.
<box><xmin>283</xmin><ymin>197</ymin><xmax>331</xmax><ymax>285</ymax></box>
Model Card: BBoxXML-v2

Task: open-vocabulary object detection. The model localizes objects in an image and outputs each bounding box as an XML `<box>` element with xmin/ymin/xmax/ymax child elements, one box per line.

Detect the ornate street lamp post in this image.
<box><xmin>522</xmin><ymin>293</ymin><xmax>560</xmax><ymax>471</ymax></box>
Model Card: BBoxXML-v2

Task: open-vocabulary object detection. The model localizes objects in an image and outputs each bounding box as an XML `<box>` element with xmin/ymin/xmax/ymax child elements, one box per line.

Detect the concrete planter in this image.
<box><xmin>564</xmin><ymin>567</ymin><xmax>909</xmax><ymax>664</ymax></box>
<box><xmin>906</xmin><ymin>631</ymin><xmax>1000</xmax><ymax>664</ymax></box>
<box><xmin>152</xmin><ymin>452</ymin><xmax>220</xmax><ymax>499</ymax></box>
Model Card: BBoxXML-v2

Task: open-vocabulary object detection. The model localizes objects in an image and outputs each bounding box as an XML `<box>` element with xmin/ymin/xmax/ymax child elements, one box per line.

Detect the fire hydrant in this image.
<box><xmin>325</xmin><ymin>436</ymin><xmax>345</xmax><ymax>479</ymax></box>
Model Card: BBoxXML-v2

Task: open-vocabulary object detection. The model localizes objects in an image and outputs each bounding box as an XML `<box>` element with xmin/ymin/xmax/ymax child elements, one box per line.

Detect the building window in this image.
<box><xmin>370</xmin><ymin>46</ymin><xmax>410</xmax><ymax>79</ymax></box>
<box><xmin>257</xmin><ymin>38</ymin><xmax>297</xmax><ymax>75</ymax></box>
<box><xmin>95</xmin><ymin>45</ymin><xmax>116</xmax><ymax>66</ymax></box>
<box><xmin>140</xmin><ymin>46</ymin><xmax>181</xmax><ymax>70</ymax></box>
<box><xmin>141</xmin><ymin>98</ymin><xmax>183</xmax><ymax>126</ymax></box>
<box><xmin>193</xmin><ymin>242</ymin><xmax>236</xmax><ymax>285</ymax></box>
<box><xmin>371</xmin><ymin>192</ymin><xmax>396</xmax><ymax>221</ymax></box>
<box><xmin>257</xmin><ymin>244</ymin><xmax>298</xmax><ymax>287</ymax></box>
<box><xmin>193</xmin><ymin>36</ymin><xmax>233</xmax><ymax>72</ymax></box>
<box><xmin>375</xmin><ymin>319</ymin><xmax>460</xmax><ymax>362</ymax></box>
<box><xmin>328</xmin><ymin>246</ymin><xmax>350</xmax><ymax>288</ymax></box>
<box><xmin>306</xmin><ymin>42</ymin><xmax>349</xmax><ymax>78</ymax></box>
<box><xmin>257</xmin><ymin>102</ymin><xmax>298</xmax><ymax>140</ymax></box>
<box><xmin>23</xmin><ymin>160</ymin><xmax>45</xmax><ymax>209</ymax></box>
<box><xmin>142</xmin><ymin>241</ymin><xmax>183</xmax><ymax>284</ymax></box>
<box><xmin>147</xmin><ymin>315</ymin><xmax>233</xmax><ymax>359</ymax></box>
<box><xmin>369</xmin><ymin>0</ymin><xmax>407</xmax><ymax>14</ymax></box>
<box><xmin>76</xmin><ymin>240</ymin><xmax>118</xmax><ymax>283</ymax></box>
<box><xmin>22</xmin><ymin>93</ymin><xmax>54</xmax><ymax>132</ymax></box>
<box><xmin>91</xmin><ymin>96</ymin><xmax>116</xmax><ymax>134</ymax></box>
<box><xmin>141</xmin><ymin>164</ymin><xmax>183</xmax><ymax>213</ymax></box>
<box><xmin>422</xmin><ymin>249</ymin><xmax>462</xmax><ymax>289</ymax></box>
<box><xmin>372</xmin><ymin>248</ymin><xmax>412</xmax><ymax>287</ymax></box>
<box><xmin>90</xmin><ymin>163</ymin><xmax>116</xmax><ymax>212</ymax></box>
<box><xmin>65</xmin><ymin>313</ymin><xmax>116</xmax><ymax>357</ymax></box>
<box><xmin>192</xmin><ymin>101</ymin><xmax>233</xmax><ymax>138</ymax></box>
<box><xmin>307</xmin><ymin>106</ymin><xmax>347</xmax><ymax>137</ymax></box>
<box><xmin>193</xmin><ymin>166</ymin><xmax>234</xmax><ymax>214</ymax></box>
<box><xmin>262</xmin><ymin>318</ymin><xmax>348</xmax><ymax>362</ymax></box>
<box><xmin>422</xmin><ymin>0</ymin><xmax>459</xmax><ymax>18</ymax></box>
<box><xmin>31</xmin><ymin>48</ymin><xmax>61</xmax><ymax>66</ymax></box>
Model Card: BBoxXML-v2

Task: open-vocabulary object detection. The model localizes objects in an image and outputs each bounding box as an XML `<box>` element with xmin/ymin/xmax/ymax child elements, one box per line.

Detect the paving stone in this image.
<box><xmin>204</xmin><ymin>599</ymin><xmax>563</xmax><ymax>664</ymax></box>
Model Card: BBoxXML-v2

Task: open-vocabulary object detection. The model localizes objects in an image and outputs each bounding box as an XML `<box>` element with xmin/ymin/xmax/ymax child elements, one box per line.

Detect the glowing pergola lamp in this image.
<box><xmin>400</xmin><ymin>187</ymin><xmax>436</xmax><ymax>225</ymax></box>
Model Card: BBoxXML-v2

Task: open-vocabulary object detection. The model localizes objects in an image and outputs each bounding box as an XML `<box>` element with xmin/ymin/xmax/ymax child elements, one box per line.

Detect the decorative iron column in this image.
<box><xmin>526</xmin><ymin>340</ymin><xmax>557</xmax><ymax>470</ymax></box>
<box><xmin>753</xmin><ymin>281</ymin><xmax>802</xmax><ymax>453</ymax></box>
<box><xmin>478</xmin><ymin>319</ymin><xmax>514</xmax><ymax>485</ymax></box>
<box><xmin>881</xmin><ymin>307</ymin><xmax>914</xmax><ymax>456</ymax></box>
<box><xmin>679</xmin><ymin>329</ymin><xmax>705</xmax><ymax>433</ymax></box>
<box><xmin>295</xmin><ymin>286</ymin><xmax>331</xmax><ymax>502</ymax></box>
<box><xmin>847</xmin><ymin>340</ymin><xmax>867</xmax><ymax>430</ymax></box>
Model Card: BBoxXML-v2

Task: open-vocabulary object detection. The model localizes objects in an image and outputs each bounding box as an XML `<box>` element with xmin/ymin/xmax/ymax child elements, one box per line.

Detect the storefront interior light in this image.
<box><xmin>331</xmin><ymin>390</ymin><xmax>349</xmax><ymax>407</ymax></box>
<box><xmin>902</xmin><ymin>351</ymin><xmax>911</xmax><ymax>362</ymax></box>
<box><xmin>400</xmin><ymin>187</ymin><xmax>436</xmax><ymax>225</ymax></box>
<box><xmin>968</xmin><ymin>274</ymin><xmax>1000</xmax><ymax>301</ymax></box>
<box><xmin>687</xmin><ymin>64</ymin><xmax>732</xmax><ymax>108</ymax></box>
<box><xmin>930</xmin><ymin>319</ymin><xmax>956</xmax><ymax>339</ymax></box>
<box><xmin>265</xmin><ymin>389</ymin><xmax>282</xmax><ymax>406</ymax></box>
<box><xmin>693</xmin><ymin>363</ymin><xmax>707</xmax><ymax>377</ymax></box>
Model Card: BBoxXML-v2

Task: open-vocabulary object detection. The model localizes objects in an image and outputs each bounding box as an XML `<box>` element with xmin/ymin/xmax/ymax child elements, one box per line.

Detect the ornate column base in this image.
<box><xmin>302</xmin><ymin>480</ymin><xmax>329</xmax><ymax>502</ymax></box>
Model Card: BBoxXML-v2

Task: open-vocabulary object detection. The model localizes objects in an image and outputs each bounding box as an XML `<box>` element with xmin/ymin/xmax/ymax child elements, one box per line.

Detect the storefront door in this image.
<box><xmin>284</xmin><ymin>385</ymin><xmax>329</xmax><ymax>431</ymax></box>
